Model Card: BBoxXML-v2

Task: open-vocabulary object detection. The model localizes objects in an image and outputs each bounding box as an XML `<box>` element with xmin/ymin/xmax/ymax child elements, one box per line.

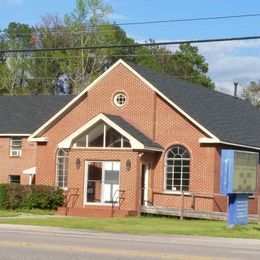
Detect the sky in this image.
<box><xmin>1</xmin><ymin>0</ymin><xmax>260</xmax><ymax>95</ymax></box>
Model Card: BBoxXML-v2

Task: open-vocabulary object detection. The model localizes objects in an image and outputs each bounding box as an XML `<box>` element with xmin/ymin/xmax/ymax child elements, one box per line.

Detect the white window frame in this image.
<box><xmin>10</xmin><ymin>137</ymin><xmax>22</xmax><ymax>157</ymax></box>
<box><xmin>164</xmin><ymin>145</ymin><xmax>190</xmax><ymax>192</ymax></box>
<box><xmin>55</xmin><ymin>148</ymin><xmax>69</xmax><ymax>189</ymax></box>
<box><xmin>113</xmin><ymin>92</ymin><xmax>127</xmax><ymax>107</ymax></box>
<box><xmin>84</xmin><ymin>161</ymin><xmax>120</xmax><ymax>205</ymax></box>
<box><xmin>75</xmin><ymin>123</ymin><xmax>131</xmax><ymax>149</ymax></box>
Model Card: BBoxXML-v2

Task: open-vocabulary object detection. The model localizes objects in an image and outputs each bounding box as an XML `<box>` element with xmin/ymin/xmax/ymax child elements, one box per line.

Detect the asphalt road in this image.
<box><xmin>0</xmin><ymin>224</ymin><xmax>260</xmax><ymax>260</ymax></box>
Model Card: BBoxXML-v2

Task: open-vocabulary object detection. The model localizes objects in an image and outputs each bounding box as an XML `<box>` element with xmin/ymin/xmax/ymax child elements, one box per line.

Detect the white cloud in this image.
<box><xmin>196</xmin><ymin>40</ymin><xmax>260</xmax><ymax>96</ymax></box>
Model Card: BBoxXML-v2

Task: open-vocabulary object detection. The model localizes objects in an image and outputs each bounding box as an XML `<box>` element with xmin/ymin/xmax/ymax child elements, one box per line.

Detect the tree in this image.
<box><xmin>63</xmin><ymin>0</ymin><xmax>112</xmax><ymax>93</ymax></box>
<box><xmin>133</xmin><ymin>42</ymin><xmax>215</xmax><ymax>89</ymax></box>
<box><xmin>242</xmin><ymin>81</ymin><xmax>260</xmax><ymax>108</ymax></box>
<box><xmin>167</xmin><ymin>43</ymin><xmax>215</xmax><ymax>89</ymax></box>
<box><xmin>0</xmin><ymin>22</ymin><xmax>34</xmax><ymax>95</ymax></box>
<box><xmin>0</xmin><ymin>1</ymin><xmax>216</xmax><ymax>95</ymax></box>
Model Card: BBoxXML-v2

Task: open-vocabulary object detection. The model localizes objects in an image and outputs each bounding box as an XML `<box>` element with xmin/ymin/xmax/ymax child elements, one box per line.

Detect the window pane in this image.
<box><xmin>56</xmin><ymin>149</ymin><xmax>69</xmax><ymax>188</ymax></box>
<box><xmin>174</xmin><ymin>179</ymin><xmax>181</xmax><ymax>186</ymax></box>
<box><xmin>174</xmin><ymin>166</ymin><xmax>181</xmax><ymax>172</ymax></box>
<box><xmin>175</xmin><ymin>173</ymin><xmax>181</xmax><ymax>179</ymax></box>
<box><xmin>87</xmin><ymin>180</ymin><xmax>102</xmax><ymax>203</ymax></box>
<box><xmin>88</xmin><ymin>122</ymin><xmax>104</xmax><ymax>147</ymax></box>
<box><xmin>166</xmin><ymin>185</ymin><xmax>172</xmax><ymax>190</ymax></box>
<box><xmin>183</xmin><ymin>160</ymin><xmax>190</xmax><ymax>166</ymax></box>
<box><xmin>183</xmin><ymin>173</ymin><xmax>190</xmax><ymax>179</ymax></box>
<box><xmin>75</xmin><ymin>134</ymin><xmax>86</xmax><ymax>147</ymax></box>
<box><xmin>88</xmin><ymin>162</ymin><xmax>102</xmax><ymax>181</ymax></box>
<box><xmin>9</xmin><ymin>175</ymin><xmax>21</xmax><ymax>184</ymax></box>
<box><xmin>165</xmin><ymin>145</ymin><xmax>190</xmax><ymax>191</ymax></box>
<box><xmin>123</xmin><ymin>137</ymin><xmax>131</xmax><ymax>148</ymax></box>
<box><xmin>105</xmin><ymin>126</ymin><xmax>121</xmax><ymax>147</ymax></box>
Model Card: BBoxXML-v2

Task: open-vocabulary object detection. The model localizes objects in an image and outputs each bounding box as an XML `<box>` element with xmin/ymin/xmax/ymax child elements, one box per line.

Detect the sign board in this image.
<box><xmin>228</xmin><ymin>194</ymin><xmax>248</xmax><ymax>227</ymax></box>
<box><xmin>220</xmin><ymin>150</ymin><xmax>258</xmax><ymax>195</ymax></box>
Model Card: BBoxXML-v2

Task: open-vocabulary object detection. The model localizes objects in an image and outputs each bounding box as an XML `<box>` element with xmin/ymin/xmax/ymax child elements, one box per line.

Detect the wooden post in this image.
<box><xmin>180</xmin><ymin>191</ymin><xmax>184</xmax><ymax>220</ymax></box>
<box><xmin>191</xmin><ymin>193</ymin><xmax>195</xmax><ymax>210</ymax></box>
<box><xmin>258</xmin><ymin>195</ymin><xmax>260</xmax><ymax>223</ymax></box>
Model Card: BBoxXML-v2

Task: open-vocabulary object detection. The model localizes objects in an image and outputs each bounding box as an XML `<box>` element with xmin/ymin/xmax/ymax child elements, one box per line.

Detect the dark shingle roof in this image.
<box><xmin>126</xmin><ymin>61</ymin><xmax>260</xmax><ymax>149</ymax></box>
<box><xmin>104</xmin><ymin>114</ymin><xmax>163</xmax><ymax>150</ymax></box>
<box><xmin>0</xmin><ymin>95</ymin><xmax>74</xmax><ymax>134</ymax></box>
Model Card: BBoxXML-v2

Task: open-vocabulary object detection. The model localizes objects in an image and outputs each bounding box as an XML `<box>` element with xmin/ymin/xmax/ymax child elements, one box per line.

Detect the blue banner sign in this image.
<box><xmin>228</xmin><ymin>194</ymin><xmax>248</xmax><ymax>227</ymax></box>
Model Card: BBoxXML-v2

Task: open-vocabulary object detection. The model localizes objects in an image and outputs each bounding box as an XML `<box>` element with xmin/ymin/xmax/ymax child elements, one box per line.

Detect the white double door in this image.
<box><xmin>85</xmin><ymin>161</ymin><xmax>120</xmax><ymax>204</ymax></box>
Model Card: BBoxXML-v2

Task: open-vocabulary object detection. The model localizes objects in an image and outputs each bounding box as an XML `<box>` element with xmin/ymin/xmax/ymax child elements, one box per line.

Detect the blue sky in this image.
<box><xmin>1</xmin><ymin>0</ymin><xmax>260</xmax><ymax>95</ymax></box>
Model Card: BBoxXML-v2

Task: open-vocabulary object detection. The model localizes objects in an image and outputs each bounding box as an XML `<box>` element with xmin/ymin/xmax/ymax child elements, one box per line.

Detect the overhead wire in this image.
<box><xmin>1</xmin><ymin>13</ymin><xmax>260</xmax><ymax>36</ymax></box>
<box><xmin>1</xmin><ymin>35</ymin><xmax>260</xmax><ymax>54</ymax></box>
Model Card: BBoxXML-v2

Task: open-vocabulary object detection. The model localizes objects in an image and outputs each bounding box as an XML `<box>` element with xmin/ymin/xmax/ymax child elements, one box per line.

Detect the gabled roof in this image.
<box><xmin>126</xmin><ymin>61</ymin><xmax>260</xmax><ymax>150</ymax></box>
<box><xmin>28</xmin><ymin>59</ymin><xmax>260</xmax><ymax>150</ymax></box>
<box><xmin>58</xmin><ymin>113</ymin><xmax>163</xmax><ymax>152</ymax></box>
<box><xmin>0</xmin><ymin>95</ymin><xmax>74</xmax><ymax>135</ymax></box>
<box><xmin>104</xmin><ymin>114</ymin><xmax>163</xmax><ymax>150</ymax></box>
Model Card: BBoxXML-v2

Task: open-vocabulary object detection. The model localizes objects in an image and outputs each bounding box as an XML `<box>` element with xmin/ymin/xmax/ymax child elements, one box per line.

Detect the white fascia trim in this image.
<box><xmin>0</xmin><ymin>134</ymin><xmax>30</xmax><ymax>137</ymax></box>
<box><xmin>199</xmin><ymin>137</ymin><xmax>260</xmax><ymax>151</ymax></box>
<box><xmin>29</xmin><ymin>60</ymin><xmax>123</xmax><ymax>140</ymax></box>
<box><xmin>29</xmin><ymin>59</ymin><xmax>217</xmax><ymax>141</ymax></box>
<box><xmin>120</xmin><ymin>60</ymin><xmax>218</xmax><ymax>140</ymax></box>
<box><xmin>199</xmin><ymin>137</ymin><xmax>220</xmax><ymax>144</ymax></box>
<box><xmin>58</xmin><ymin>113</ymin><xmax>146</xmax><ymax>150</ymax></box>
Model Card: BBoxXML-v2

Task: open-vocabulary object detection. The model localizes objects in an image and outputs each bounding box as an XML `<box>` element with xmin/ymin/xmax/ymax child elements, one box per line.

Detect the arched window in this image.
<box><xmin>165</xmin><ymin>145</ymin><xmax>190</xmax><ymax>191</ymax></box>
<box><xmin>56</xmin><ymin>149</ymin><xmax>69</xmax><ymax>189</ymax></box>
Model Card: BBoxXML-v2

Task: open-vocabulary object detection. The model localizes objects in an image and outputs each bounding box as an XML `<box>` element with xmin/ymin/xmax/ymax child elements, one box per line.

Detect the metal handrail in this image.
<box><xmin>111</xmin><ymin>189</ymin><xmax>125</xmax><ymax>217</ymax></box>
<box><xmin>64</xmin><ymin>188</ymin><xmax>79</xmax><ymax>216</ymax></box>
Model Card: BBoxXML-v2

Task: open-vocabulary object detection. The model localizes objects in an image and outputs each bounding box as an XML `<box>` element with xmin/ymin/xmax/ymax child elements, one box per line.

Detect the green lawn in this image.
<box><xmin>0</xmin><ymin>209</ymin><xmax>54</xmax><ymax>217</ymax></box>
<box><xmin>0</xmin><ymin>215</ymin><xmax>259</xmax><ymax>239</ymax></box>
<box><xmin>0</xmin><ymin>210</ymin><xmax>20</xmax><ymax>217</ymax></box>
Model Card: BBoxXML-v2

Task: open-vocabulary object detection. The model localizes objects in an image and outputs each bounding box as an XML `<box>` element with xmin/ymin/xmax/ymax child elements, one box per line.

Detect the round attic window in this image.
<box><xmin>114</xmin><ymin>92</ymin><xmax>127</xmax><ymax>107</ymax></box>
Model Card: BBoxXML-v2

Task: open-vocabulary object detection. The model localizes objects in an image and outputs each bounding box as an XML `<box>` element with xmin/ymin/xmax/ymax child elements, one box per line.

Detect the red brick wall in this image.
<box><xmin>0</xmin><ymin>137</ymin><xmax>37</xmax><ymax>185</ymax></box>
<box><xmin>34</xmin><ymin>63</ymin><xmax>247</xmax><ymax>213</ymax></box>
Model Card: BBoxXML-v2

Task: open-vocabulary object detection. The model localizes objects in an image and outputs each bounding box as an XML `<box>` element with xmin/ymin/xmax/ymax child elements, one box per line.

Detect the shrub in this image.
<box><xmin>22</xmin><ymin>186</ymin><xmax>64</xmax><ymax>210</ymax></box>
<box><xmin>0</xmin><ymin>184</ymin><xmax>64</xmax><ymax>210</ymax></box>
<box><xmin>0</xmin><ymin>184</ymin><xmax>7</xmax><ymax>209</ymax></box>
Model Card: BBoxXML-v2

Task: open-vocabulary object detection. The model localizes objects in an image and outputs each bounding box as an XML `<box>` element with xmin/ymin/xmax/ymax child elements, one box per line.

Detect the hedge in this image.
<box><xmin>0</xmin><ymin>184</ymin><xmax>64</xmax><ymax>210</ymax></box>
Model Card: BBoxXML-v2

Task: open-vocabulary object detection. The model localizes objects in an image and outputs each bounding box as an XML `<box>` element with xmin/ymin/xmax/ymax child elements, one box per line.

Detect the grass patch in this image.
<box><xmin>0</xmin><ymin>209</ymin><xmax>54</xmax><ymax>217</ymax></box>
<box><xmin>0</xmin><ymin>210</ymin><xmax>20</xmax><ymax>217</ymax></box>
<box><xmin>15</xmin><ymin>209</ymin><xmax>55</xmax><ymax>215</ymax></box>
<box><xmin>0</xmin><ymin>215</ymin><xmax>259</xmax><ymax>239</ymax></box>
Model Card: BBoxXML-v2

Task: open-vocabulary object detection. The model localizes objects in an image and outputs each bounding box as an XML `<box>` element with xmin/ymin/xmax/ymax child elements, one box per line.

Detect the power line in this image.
<box><xmin>1</xmin><ymin>35</ymin><xmax>260</xmax><ymax>54</ymax></box>
<box><xmin>116</xmin><ymin>13</ymin><xmax>260</xmax><ymax>26</ymax></box>
<box><xmin>1</xmin><ymin>13</ymin><xmax>260</xmax><ymax>36</ymax></box>
<box><xmin>1</xmin><ymin>74</ymin><xmax>204</xmax><ymax>81</ymax></box>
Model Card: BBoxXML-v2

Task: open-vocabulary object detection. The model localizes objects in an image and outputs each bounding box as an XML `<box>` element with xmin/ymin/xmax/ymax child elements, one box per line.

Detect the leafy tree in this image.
<box><xmin>0</xmin><ymin>0</ymin><xmax>216</xmax><ymax>95</ymax></box>
<box><xmin>133</xmin><ymin>42</ymin><xmax>215</xmax><ymax>89</ymax></box>
<box><xmin>63</xmin><ymin>0</ymin><xmax>112</xmax><ymax>93</ymax></box>
<box><xmin>1</xmin><ymin>22</ymin><xmax>34</xmax><ymax>95</ymax></box>
<box><xmin>167</xmin><ymin>43</ymin><xmax>215</xmax><ymax>89</ymax></box>
<box><xmin>242</xmin><ymin>81</ymin><xmax>260</xmax><ymax>108</ymax></box>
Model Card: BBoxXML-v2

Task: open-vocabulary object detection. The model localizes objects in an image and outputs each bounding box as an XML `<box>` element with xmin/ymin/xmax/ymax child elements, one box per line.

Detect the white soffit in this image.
<box><xmin>199</xmin><ymin>137</ymin><xmax>260</xmax><ymax>151</ymax></box>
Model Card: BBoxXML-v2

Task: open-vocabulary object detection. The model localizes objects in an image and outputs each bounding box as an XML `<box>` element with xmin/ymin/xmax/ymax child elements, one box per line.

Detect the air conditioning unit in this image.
<box><xmin>11</xmin><ymin>150</ymin><xmax>21</xmax><ymax>157</ymax></box>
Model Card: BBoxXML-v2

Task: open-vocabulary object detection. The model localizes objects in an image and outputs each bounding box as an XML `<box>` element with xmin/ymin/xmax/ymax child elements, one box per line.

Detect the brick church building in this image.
<box><xmin>1</xmin><ymin>60</ymin><xmax>260</xmax><ymax>217</ymax></box>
